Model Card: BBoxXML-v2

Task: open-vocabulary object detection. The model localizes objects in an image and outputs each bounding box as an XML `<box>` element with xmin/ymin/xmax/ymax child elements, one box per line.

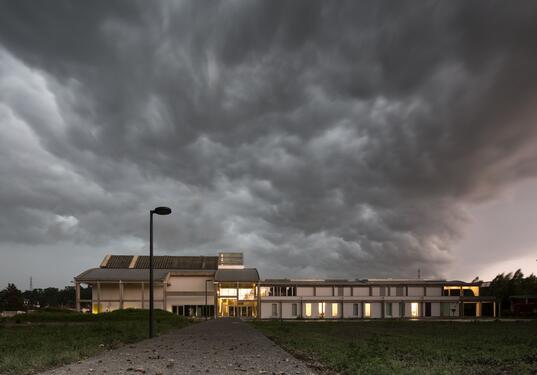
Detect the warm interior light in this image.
<box><xmin>305</xmin><ymin>303</ymin><xmax>312</xmax><ymax>317</ymax></box>
<box><xmin>411</xmin><ymin>302</ymin><xmax>419</xmax><ymax>317</ymax></box>
<box><xmin>332</xmin><ymin>303</ymin><xmax>338</xmax><ymax>317</ymax></box>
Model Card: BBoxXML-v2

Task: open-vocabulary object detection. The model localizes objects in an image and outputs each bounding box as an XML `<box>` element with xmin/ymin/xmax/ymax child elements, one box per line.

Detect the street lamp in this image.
<box><xmin>205</xmin><ymin>279</ymin><xmax>213</xmax><ymax>320</ymax></box>
<box><xmin>149</xmin><ymin>206</ymin><xmax>172</xmax><ymax>338</ymax></box>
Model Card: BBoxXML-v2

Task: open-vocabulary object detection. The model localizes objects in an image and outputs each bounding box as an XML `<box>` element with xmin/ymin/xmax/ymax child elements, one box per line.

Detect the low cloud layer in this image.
<box><xmin>1</xmin><ymin>1</ymin><xmax>537</xmax><ymax>286</ymax></box>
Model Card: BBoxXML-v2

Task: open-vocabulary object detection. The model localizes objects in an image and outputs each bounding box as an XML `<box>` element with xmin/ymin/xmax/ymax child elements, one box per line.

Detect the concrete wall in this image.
<box><xmin>167</xmin><ymin>276</ymin><xmax>214</xmax><ymax>292</ymax></box>
<box><xmin>407</xmin><ymin>287</ymin><xmax>424</xmax><ymax>297</ymax></box>
<box><xmin>297</xmin><ymin>287</ymin><xmax>314</xmax><ymax>297</ymax></box>
<box><xmin>316</xmin><ymin>287</ymin><xmax>332</xmax><ymax>297</ymax></box>
<box><xmin>353</xmin><ymin>287</ymin><xmax>369</xmax><ymax>296</ymax></box>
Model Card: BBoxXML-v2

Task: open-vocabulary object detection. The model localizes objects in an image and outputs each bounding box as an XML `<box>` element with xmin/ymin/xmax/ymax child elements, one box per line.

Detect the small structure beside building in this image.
<box><xmin>509</xmin><ymin>295</ymin><xmax>537</xmax><ymax>315</ymax></box>
<box><xmin>75</xmin><ymin>252</ymin><xmax>496</xmax><ymax>319</ymax></box>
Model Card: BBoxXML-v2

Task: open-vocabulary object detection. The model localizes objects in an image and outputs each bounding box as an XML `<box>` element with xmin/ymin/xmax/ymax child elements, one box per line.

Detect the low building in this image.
<box><xmin>509</xmin><ymin>295</ymin><xmax>537</xmax><ymax>315</ymax></box>
<box><xmin>75</xmin><ymin>252</ymin><xmax>496</xmax><ymax>319</ymax></box>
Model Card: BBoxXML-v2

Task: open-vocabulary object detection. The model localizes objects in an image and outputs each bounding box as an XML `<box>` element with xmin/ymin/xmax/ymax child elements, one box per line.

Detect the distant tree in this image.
<box><xmin>486</xmin><ymin>269</ymin><xmax>537</xmax><ymax>313</ymax></box>
<box><xmin>21</xmin><ymin>285</ymin><xmax>91</xmax><ymax>309</ymax></box>
<box><xmin>0</xmin><ymin>284</ymin><xmax>24</xmax><ymax>311</ymax></box>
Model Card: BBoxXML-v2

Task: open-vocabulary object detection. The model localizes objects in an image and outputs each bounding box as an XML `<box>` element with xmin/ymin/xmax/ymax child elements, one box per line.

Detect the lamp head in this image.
<box><xmin>153</xmin><ymin>206</ymin><xmax>172</xmax><ymax>215</ymax></box>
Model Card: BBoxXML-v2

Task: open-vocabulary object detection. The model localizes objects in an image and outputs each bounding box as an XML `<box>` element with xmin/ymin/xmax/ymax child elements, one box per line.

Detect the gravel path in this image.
<box><xmin>40</xmin><ymin>319</ymin><xmax>315</xmax><ymax>375</ymax></box>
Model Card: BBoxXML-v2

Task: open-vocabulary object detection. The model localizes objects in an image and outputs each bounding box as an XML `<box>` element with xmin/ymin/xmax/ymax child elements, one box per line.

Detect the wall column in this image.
<box><xmin>75</xmin><ymin>281</ymin><xmax>81</xmax><ymax>312</ymax></box>
<box><xmin>163</xmin><ymin>282</ymin><xmax>167</xmax><ymax>312</ymax></box>
<box><xmin>96</xmin><ymin>282</ymin><xmax>101</xmax><ymax>313</ymax></box>
<box><xmin>119</xmin><ymin>281</ymin><xmax>124</xmax><ymax>310</ymax></box>
<box><xmin>214</xmin><ymin>282</ymin><xmax>218</xmax><ymax>319</ymax></box>
<box><xmin>141</xmin><ymin>281</ymin><xmax>145</xmax><ymax>309</ymax></box>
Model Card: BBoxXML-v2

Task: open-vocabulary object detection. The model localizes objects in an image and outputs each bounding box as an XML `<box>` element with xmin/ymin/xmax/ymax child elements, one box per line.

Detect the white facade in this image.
<box><xmin>76</xmin><ymin>253</ymin><xmax>495</xmax><ymax>319</ymax></box>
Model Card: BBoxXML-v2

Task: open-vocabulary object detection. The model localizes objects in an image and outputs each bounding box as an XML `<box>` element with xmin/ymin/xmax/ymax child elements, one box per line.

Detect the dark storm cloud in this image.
<box><xmin>1</xmin><ymin>0</ymin><xmax>537</xmax><ymax>285</ymax></box>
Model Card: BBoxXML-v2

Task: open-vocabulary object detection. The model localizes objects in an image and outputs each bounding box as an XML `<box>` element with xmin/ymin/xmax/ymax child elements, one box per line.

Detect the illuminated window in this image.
<box><xmin>238</xmin><ymin>288</ymin><xmax>255</xmax><ymax>300</ymax></box>
<box><xmin>219</xmin><ymin>288</ymin><xmax>237</xmax><ymax>297</ymax></box>
<box><xmin>305</xmin><ymin>303</ymin><xmax>312</xmax><ymax>317</ymax></box>
<box><xmin>259</xmin><ymin>287</ymin><xmax>270</xmax><ymax>297</ymax></box>
<box><xmin>411</xmin><ymin>302</ymin><xmax>419</xmax><ymax>317</ymax></box>
<box><xmin>331</xmin><ymin>303</ymin><xmax>339</xmax><ymax>317</ymax></box>
<box><xmin>318</xmin><ymin>302</ymin><xmax>326</xmax><ymax>318</ymax></box>
<box><xmin>364</xmin><ymin>303</ymin><xmax>371</xmax><ymax>318</ymax></box>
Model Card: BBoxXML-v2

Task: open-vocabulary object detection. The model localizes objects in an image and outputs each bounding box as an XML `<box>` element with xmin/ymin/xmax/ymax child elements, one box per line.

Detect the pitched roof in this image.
<box><xmin>214</xmin><ymin>268</ymin><xmax>260</xmax><ymax>282</ymax></box>
<box><xmin>100</xmin><ymin>255</ymin><xmax>218</xmax><ymax>270</ymax></box>
<box><xmin>75</xmin><ymin>268</ymin><xmax>167</xmax><ymax>282</ymax></box>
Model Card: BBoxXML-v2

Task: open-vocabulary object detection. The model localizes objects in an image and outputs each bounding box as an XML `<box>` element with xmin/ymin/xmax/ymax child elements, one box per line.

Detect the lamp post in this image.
<box><xmin>149</xmin><ymin>206</ymin><xmax>172</xmax><ymax>338</ymax></box>
<box><xmin>205</xmin><ymin>279</ymin><xmax>212</xmax><ymax>320</ymax></box>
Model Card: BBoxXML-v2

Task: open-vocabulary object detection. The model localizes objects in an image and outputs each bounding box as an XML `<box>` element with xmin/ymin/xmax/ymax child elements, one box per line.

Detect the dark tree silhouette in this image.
<box><xmin>0</xmin><ymin>283</ymin><xmax>24</xmax><ymax>311</ymax></box>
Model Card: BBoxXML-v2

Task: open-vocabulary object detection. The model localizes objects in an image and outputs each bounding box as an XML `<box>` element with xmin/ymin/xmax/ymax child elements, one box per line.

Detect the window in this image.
<box><xmin>238</xmin><ymin>288</ymin><xmax>255</xmax><ymax>300</ymax></box>
<box><xmin>399</xmin><ymin>302</ymin><xmax>405</xmax><ymax>317</ymax></box>
<box><xmin>396</xmin><ymin>287</ymin><xmax>404</xmax><ymax>297</ymax></box>
<box><xmin>292</xmin><ymin>303</ymin><xmax>298</xmax><ymax>317</ymax></box>
<box><xmin>337</xmin><ymin>287</ymin><xmax>344</xmax><ymax>296</ymax></box>
<box><xmin>271</xmin><ymin>303</ymin><xmax>278</xmax><ymax>317</ymax></box>
<box><xmin>425</xmin><ymin>302</ymin><xmax>431</xmax><ymax>317</ymax></box>
<box><xmin>364</xmin><ymin>303</ymin><xmax>371</xmax><ymax>318</ymax></box>
<box><xmin>380</xmin><ymin>287</ymin><xmax>386</xmax><ymax>297</ymax></box>
<box><xmin>331</xmin><ymin>303</ymin><xmax>339</xmax><ymax>317</ymax></box>
<box><xmin>173</xmin><ymin>305</ymin><xmax>213</xmax><ymax>317</ymax></box>
<box><xmin>385</xmin><ymin>303</ymin><xmax>392</xmax><ymax>317</ymax></box>
<box><xmin>353</xmin><ymin>303</ymin><xmax>359</xmax><ymax>316</ymax></box>
<box><xmin>441</xmin><ymin>302</ymin><xmax>451</xmax><ymax>317</ymax></box>
<box><xmin>305</xmin><ymin>303</ymin><xmax>312</xmax><ymax>317</ymax></box>
<box><xmin>219</xmin><ymin>288</ymin><xmax>237</xmax><ymax>297</ymax></box>
<box><xmin>411</xmin><ymin>302</ymin><xmax>419</xmax><ymax>317</ymax></box>
<box><xmin>268</xmin><ymin>286</ymin><xmax>297</xmax><ymax>297</ymax></box>
<box><xmin>318</xmin><ymin>302</ymin><xmax>326</xmax><ymax>318</ymax></box>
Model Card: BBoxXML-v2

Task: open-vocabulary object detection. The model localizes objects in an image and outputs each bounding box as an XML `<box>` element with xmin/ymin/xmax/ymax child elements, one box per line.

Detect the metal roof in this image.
<box><xmin>75</xmin><ymin>268</ymin><xmax>168</xmax><ymax>282</ymax></box>
<box><xmin>100</xmin><ymin>255</ymin><xmax>218</xmax><ymax>270</ymax></box>
<box><xmin>215</xmin><ymin>268</ymin><xmax>260</xmax><ymax>282</ymax></box>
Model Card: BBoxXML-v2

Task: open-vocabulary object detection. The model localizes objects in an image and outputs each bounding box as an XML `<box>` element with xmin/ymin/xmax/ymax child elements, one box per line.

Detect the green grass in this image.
<box><xmin>0</xmin><ymin>309</ymin><xmax>190</xmax><ymax>375</ymax></box>
<box><xmin>252</xmin><ymin>320</ymin><xmax>537</xmax><ymax>375</ymax></box>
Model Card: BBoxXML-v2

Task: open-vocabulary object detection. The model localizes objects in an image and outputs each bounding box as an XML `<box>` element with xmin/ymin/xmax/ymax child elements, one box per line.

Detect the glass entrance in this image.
<box><xmin>217</xmin><ymin>282</ymin><xmax>258</xmax><ymax>318</ymax></box>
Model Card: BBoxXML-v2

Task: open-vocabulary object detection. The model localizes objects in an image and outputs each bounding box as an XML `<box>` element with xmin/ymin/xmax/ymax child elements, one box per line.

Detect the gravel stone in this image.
<box><xmin>38</xmin><ymin>319</ymin><xmax>315</xmax><ymax>374</ymax></box>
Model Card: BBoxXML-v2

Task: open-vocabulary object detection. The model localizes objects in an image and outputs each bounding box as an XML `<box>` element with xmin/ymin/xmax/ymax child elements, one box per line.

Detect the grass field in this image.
<box><xmin>0</xmin><ymin>309</ymin><xmax>189</xmax><ymax>375</ymax></box>
<box><xmin>252</xmin><ymin>320</ymin><xmax>537</xmax><ymax>375</ymax></box>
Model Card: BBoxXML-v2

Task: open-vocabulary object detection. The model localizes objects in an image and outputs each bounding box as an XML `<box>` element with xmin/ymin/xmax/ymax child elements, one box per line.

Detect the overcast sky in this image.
<box><xmin>1</xmin><ymin>1</ymin><xmax>537</xmax><ymax>289</ymax></box>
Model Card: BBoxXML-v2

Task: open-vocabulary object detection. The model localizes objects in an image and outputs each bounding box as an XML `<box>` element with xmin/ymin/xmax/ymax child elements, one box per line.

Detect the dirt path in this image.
<box><xmin>40</xmin><ymin>319</ymin><xmax>315</xmax><ymax>375</ymax></box>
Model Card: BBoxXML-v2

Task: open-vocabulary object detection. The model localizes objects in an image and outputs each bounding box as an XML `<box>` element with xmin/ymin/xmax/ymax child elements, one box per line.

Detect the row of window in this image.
<box><xmin>262</xmin><ymin>286</ymin><xmax>454</xmax><ymax>297</ymax></box>
<box><xmin>172</xmin><ymin>305</ymin><xmax>214</xmax><ymax>317</ymax></box>
<box><xmin>263</xmin><ymin>286</ymin><xmax>297</xmax><ymax>297</ymax></box>
<box><xmin>269</xmin><ymin>302</ymin><xmax>440</xmax><ymax>318</ymax></box>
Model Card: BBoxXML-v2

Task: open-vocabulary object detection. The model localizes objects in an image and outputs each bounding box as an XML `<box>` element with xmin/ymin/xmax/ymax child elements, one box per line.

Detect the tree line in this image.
<box><xmin>0</xmin><ymin>283</ymin><xmax>91</xmax><ymax>311</ymax></box>
<box><xmin>1</xmin><ymin>269</ymin><xmax>536</xmax><ymax>312</ymax></box>
<box><xmin>483</xmin><ymin>269</ymin><xmax>537</xmax><ymax>309</ymax></box>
